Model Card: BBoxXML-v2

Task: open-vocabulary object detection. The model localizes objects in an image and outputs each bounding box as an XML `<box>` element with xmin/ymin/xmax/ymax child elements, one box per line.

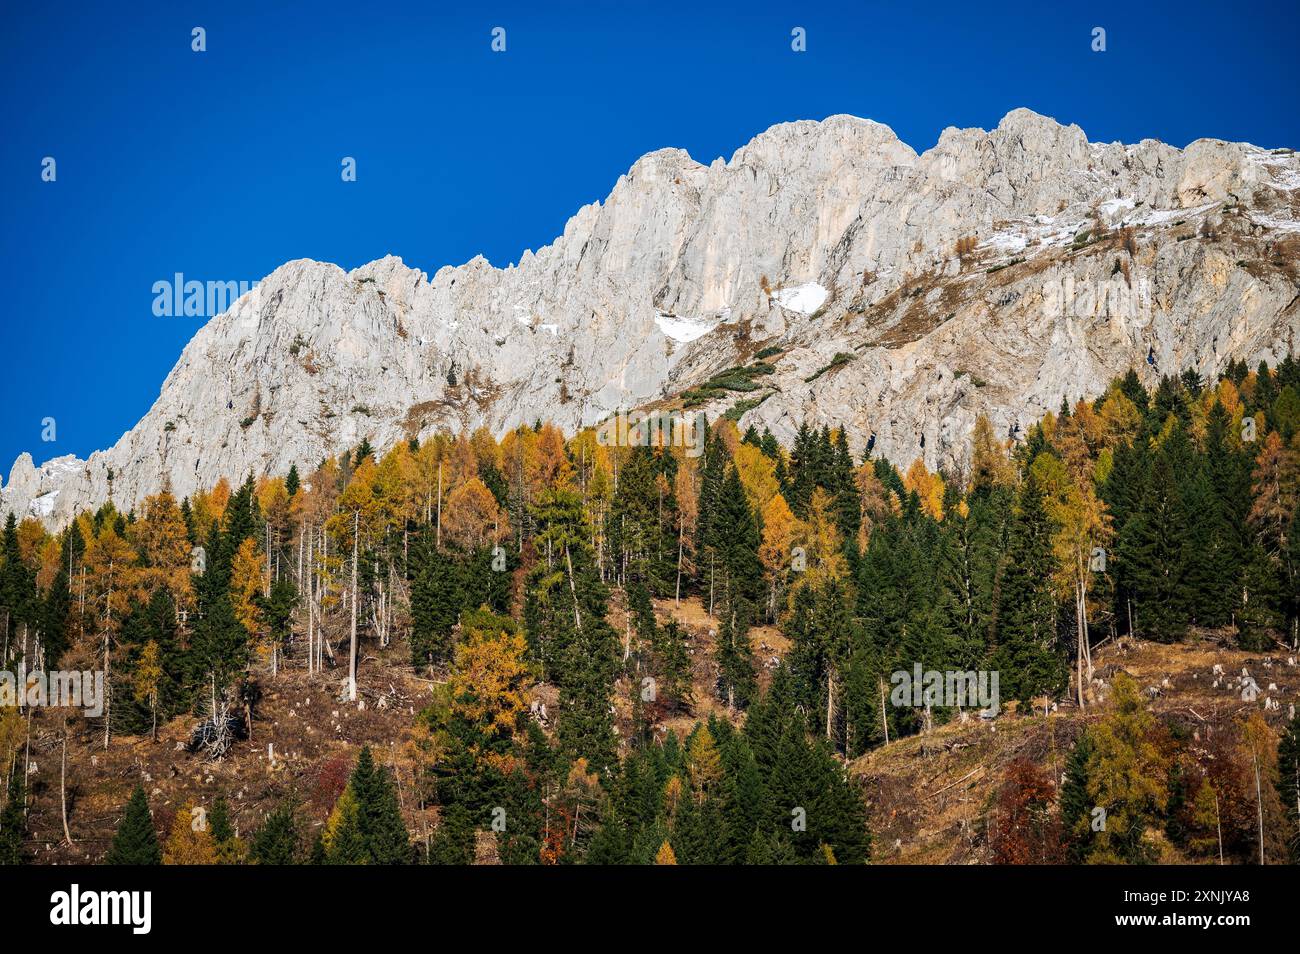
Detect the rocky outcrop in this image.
<box><xmin>5</xmin><ymin>109</ymin><xmax>1300</xmax><ymax>526</ymax></box>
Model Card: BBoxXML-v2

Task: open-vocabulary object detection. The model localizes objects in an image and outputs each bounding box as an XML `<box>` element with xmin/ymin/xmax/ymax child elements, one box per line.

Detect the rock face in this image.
<box><xmin>6</xmin><ymin>108</ymin><xmax>1300</xmax><ymax>526</ymax></box>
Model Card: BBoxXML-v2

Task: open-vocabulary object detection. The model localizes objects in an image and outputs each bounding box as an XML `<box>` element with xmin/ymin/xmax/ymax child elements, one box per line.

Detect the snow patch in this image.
<box><xmin>1249</xmin><ymin>213</ymin><xmax>1300</xmax><ymax>233</ymax></box>
<box><xmin>655</xmin><ymin>312</ymin><xmax>720</xmax><ymax>343</ymax></box>
<box><xmin>31</xmin><ymin>490</ymin><xmax>59</xmax><ymax>518</ymax></box>
<box><xmin>771</xmin><ymin>282</ymin><xmax>828</xmax><ymax>316</ymax></box>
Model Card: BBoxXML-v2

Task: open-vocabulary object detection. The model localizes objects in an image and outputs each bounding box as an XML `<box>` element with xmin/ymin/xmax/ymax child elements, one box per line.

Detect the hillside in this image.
<box><xmin>10</xmin><ymin>595</ymin><xmax>1297</xmax><ymax>865</ymax></box>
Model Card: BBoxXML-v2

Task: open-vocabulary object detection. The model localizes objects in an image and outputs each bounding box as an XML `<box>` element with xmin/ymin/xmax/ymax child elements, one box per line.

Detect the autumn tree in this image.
<box><xmin>990</xmin><ymin>758</ymin><xmax>1064</xmax><ymax>864</ymax></box>
<box><xmin>1082</xmin><ymin>673</ymin><xmax>1170</xmax><ymax>863</ymax></box>
<box><xmin>163</xmin><ymin>802</ymin><xmax>218</xmax><ymax>864</ymax></box>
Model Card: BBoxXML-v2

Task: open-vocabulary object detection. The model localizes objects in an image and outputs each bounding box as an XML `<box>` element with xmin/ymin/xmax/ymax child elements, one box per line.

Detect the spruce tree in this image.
<box><xmin>350</xmin><ymin>745</ymin><xmax>411</xmax><ymax>864</ymax></box>
<box><xmin>991</xmin><ymin>473</ymin><xmax>1066</xmax><ymax>703</ymax></box>
<box><xmin>409</xmin><ymin>537</ymin><xmax>465</xmax><ymax>668</ymax></box>
<box><xmin>105</xmin><ymin>785</ymin><xmax>162</xmax><ymax>865</ymax></box>
<box><xmin>0</xmin><ymin>770</ymin><xmax>27</xmax><ymax>865</ymax></box>
<box><xmin>1277</xmin><ymin>708</ymin><xmax>1300</xmax><ymax>862</ymax></box>
<box><xmin>1059</xmin><ymin>733</ymin><xmax>1095</xmax><ymax>863</ymax></box>
<box><xmin>652</xmin><ymin>619</ymin><xmax>693</xmax><ymax>711</ymax></box>
<box><xmin>716</xmin><ymin>601</ymin><xmax>757</xmax><ymax>710</ymax></box>
<box><xmin>427</xmin><ymin>800</ymin><xmax>474</xmax><ymax>865</ymax></box>
<box><xmin>250</xmin><ymin>803</ymin><xmax>300</xmax><ymax>865</ymax></box>
<box><xmin>0</xmin><ymin>512</ymin><xmax>36</xmax><ymax>652</ymax></box>
<box><xmin>1119</xmin><ymin>454</ymin><xmax>1192</xmax><ymax>642</ymax></box>
<box><xmin>209</xmin><ymin>794</ymin><xmax>245</xmax><ymax>863</ymax></box>
<box><xmin>716</xmin><ymin>465</ymin><xmax>763</xmax><ymax>612</ymax></box>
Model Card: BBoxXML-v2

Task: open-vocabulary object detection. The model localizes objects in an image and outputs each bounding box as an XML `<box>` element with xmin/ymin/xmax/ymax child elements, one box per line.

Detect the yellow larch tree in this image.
<box><xmin>448</xmin><ymin>612</ymin><xmax>531</xmax><ymax>769</ymax></box>
<box><xmin>163</xmin><ymin>802</ymin><xmax>217</xmax><ymax>865</ymax></box>
<box><xmin>758</xmin><ymin>493</ymin><xmax>799</xmax><ymax>619</ymax></box>
<box><xmin>903</xmin><ymin>458</ymin><xmax>945</xmax><ymax>520</ymax></box>
<box><xmin>443</xmin><ymin>477</ymin><xmax>507</xmax><ymax>551</ymax></box>
<box><xmin>230</xmin><ymin>537</ymin><xmax>265</xmax><ymax>637</ymax></box>
<box><xmin>132</xmin><ymin>490</ymin><xmax>193</xmax><ymax>608</ymax></box>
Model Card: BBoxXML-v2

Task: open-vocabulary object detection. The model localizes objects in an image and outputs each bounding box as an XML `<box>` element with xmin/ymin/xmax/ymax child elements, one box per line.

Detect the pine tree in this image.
<box><xmin>209</xmin><ymin>794</ymin><xmax>245</xmax><ymax>863</ymax></box>
<box><xmin>716</xmin><ymin>602</ymin><xmax>757</xmax><ymax>710</ymax></box>
<box><xmin>652</xmin><ymin>619</ymin><xmax>693</xmax><ymax>711</ymax></box>
<box><xmin>0</xmin><ymin>512</ymin><xmax>36</xmax><ymax>653</ymax></box>
<box><xmin>0</xmin><ymin>770</ymin><xmax>27</xmax><ymax>865</ymax></box>
<box><xmin>427</xmin><ymin>800</ymin><xmax>474</xmax><ymax>865</ymax></box>
<box><xmin>1277</xmin><ymin>708</ymin><xmax>1300</xmax><ymax>862</ymax></box>
<box><xmin>322</xmin><ymin>785</ymin><xmax>367</xmax><ymax>864</ymax></box>
<box><xmin>409</xmin><ymin>536</ymin><xmax>465</xmax><ymax>668</ymax></box>
<box><xmin>1119</xmin><ymin>454</ymin><xmax>1192</xmax><ymax>642</ymax></box>
<box><xmin>716</xmin><ymin>465</ymin><xmax>763</xmax><ymax>613</ymax></box>
<box><xmin>991</xmin><ymin>473</ymin><xmax>1067</xmax><ymax>703</ymax></box>
<box><xmin>250</xmin><ymin>803</ymin><xmax>299</xmax><ymax>865</ymax></box>
<box><xmin>1060</xmin><ymin>733</ymin><xmax>1095</xmax><ymax>863</ymax></box>
<box><xmin>105</xmin><ymin>785</ymin><xmax>162</xmax><ymax>865</ymax></box>
<box><xmin>41</xmin><ymin>524</ymin><xmax>82</xmax><ymax>666</ymax></box>
<box><xmin>693</xmin><ymin>431</ymin><xmax>729</xmax><ymax>597</ymax></box>
<box><xmin>349</xmin><ymin>746</ymin><xmax>411</xmax><ymax>864</ymax></box>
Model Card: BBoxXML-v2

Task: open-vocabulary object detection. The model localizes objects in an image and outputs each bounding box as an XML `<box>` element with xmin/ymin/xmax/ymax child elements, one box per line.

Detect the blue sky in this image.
<box><xmin>2</xmin><ymin>0</ymin><xmax>1298</xmax><ymax>473</ymax></box>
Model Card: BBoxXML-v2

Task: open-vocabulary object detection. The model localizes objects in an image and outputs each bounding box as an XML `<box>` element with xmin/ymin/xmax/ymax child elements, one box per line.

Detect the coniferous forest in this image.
<box><xmin>2</xmin><ymin>357</ymin><xmax>1299</xmax><ymax>867</ymax></box>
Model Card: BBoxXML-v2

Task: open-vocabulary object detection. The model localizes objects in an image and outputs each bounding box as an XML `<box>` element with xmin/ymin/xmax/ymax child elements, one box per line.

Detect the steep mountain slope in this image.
<box><xmin>5</xmin><ymin>108</ymin><xmax>1300</xmax><ymax>525</ymax></box>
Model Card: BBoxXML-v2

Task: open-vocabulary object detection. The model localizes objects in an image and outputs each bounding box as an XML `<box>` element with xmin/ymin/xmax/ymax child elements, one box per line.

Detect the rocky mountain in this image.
<box><xmin>5</xmin><ymin>108</ymin><xmax>1300</xmax><ymax>526</ymax></box>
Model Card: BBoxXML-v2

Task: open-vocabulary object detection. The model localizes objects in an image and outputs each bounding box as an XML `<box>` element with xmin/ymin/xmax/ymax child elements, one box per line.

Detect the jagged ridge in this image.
<box><xmin>5</xmin><ymin>108</ymin><xmax>1300</xmax><ymax>525</ymax></box>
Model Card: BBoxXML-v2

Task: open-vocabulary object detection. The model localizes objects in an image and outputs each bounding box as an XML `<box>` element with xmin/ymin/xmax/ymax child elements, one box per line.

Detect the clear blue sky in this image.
<box><xmin>2</xmin><ymin>0</ymin><xmax>1297</xmax><ymax>473</ymax></box>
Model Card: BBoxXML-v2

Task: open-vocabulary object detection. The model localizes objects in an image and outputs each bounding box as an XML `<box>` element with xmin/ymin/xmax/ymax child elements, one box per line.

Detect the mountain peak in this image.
<box><xmin>5</xmin><ymin>111</ymin><xmax>1298</xmax><ymax>527</ymax></box>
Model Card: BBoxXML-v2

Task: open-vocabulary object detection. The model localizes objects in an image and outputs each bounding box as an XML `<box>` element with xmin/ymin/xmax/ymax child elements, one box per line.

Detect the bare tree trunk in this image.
<box><xmin>349</xmin><ymin>511</ymin><xmax>359</xmax><ymax>702</ymax></box>
<box><xmin>435</xmin><ymin>462</ymin><xmax>443</xmax><ymax>550</ymax></box>
<box><xmin>1253</xmin><ymin>744</ymin><xmax>1266</xmax><ymax>865</ymax></box>
<box><xmin>825</xmin><ymin>671</ymin><xmax>835</xmax><ymax>741</ymax></box>
<box><xmin>103</xmin><ymin>560</ymin><xmax>114</xmax><ymax>751</ymax></box>
<box><xmin>564</xmin><ymin>546</ymin><xmax>582</xmax><ymax>631</ymax></box>
<box><xmin>306</xmin><ymin>528</ymin><xmax>314</xmax><ymax>674</ymax></box>
<box><xmin>60</xmin><ymin>724</ymin><xmax>74</xmax><ymax>846</ymax></box>
<box><xmin>1214</xmin><ymin>789</ymin><xmax>1223</xmax><ymax>865</ymax></box>
<box><xmin>675</xmin><ymin>514</ymin><xmax>684</xmax><ymax>608</ymax></box>
<box><xmin>880</xmin><ymin>677</ymin><xmax>889</xmax><ymax>744</ymax></box>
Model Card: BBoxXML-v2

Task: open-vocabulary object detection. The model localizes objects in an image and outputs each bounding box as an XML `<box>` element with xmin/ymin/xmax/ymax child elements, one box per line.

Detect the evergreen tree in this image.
<box><xmin>716</xmin><ymin>465</ymin><xmax>763</xmax><ymax>613</ymax></box>
<box><xmin>105</xmin><ymin>785</ymin><xmax>162</xmax><ymax>865</ymax></box>
<box><xmin>1120</xmin><ymin>454</ymin><xmax>1192</xmax><ymax>642</ymax></box>
<box><xmin>651</xmin><ymin>619</ymin><xmax>693</xmax><ymax>711</ymax></box>
<box><xmin>0</xmin><ymin>512</ymin><xmax>36</xmax><ymax>654</ymax></box>
<box><xmin>254</xmin><ymin>576</ymin><xmax>299</xmax><ymax>667</ymax></box>
<box><xmin>1059</xmin><ymin>732</ymin><xmax>1095</xmax><ymax>863</ymax></box>
<box><xmin>409</xmin><ymin>536</ymin><xmax>465</xmax><ymax>668</ymax></box>
<box><xmin>427</xmin><ymin>800</ymin><xmax>474</xmax><ymax>865</ymax></box>
<box><xmin>250</xmin><ymin>802</ymin><xmax>300</xmax><ymax>865</ymax></box>
<box><xmin>1277</xmin><ymin>708</ymin><xmax>1300</xmax><ymax>862</ymax></box>
<box><xmin>716</xmin><ymin>601</ymin><xmax>757</xmax><ymax>710</ymax></box>
<box><xmin>991</xmin><ymin>473</ymin><xmax>1066</xmax><ymax>703</ymax></box>
<box><xmin>209</xmin><ymin>794</ymin><xmax>245</xmax><ymax>863</ymax></box>
<box><xmin>0</xmin><ymin>770</ymin><xmax>27</xmax><ymax>865</ymax></box>
<box><xmin>349</xmin><ymin>745</ymin><xmax>411</xmax><ymax>864</ymax></box>
<box><xmin>42</xmin><ymin>523</ymin><xmax>82</xmax><ymax>666</ymax></box>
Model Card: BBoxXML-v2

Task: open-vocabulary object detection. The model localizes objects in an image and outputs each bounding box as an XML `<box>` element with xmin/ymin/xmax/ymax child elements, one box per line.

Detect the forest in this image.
<box><xmin>1</xmin><ymin>356</ymin><xmax>1299</xmax><ymax>865</ymax></box>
